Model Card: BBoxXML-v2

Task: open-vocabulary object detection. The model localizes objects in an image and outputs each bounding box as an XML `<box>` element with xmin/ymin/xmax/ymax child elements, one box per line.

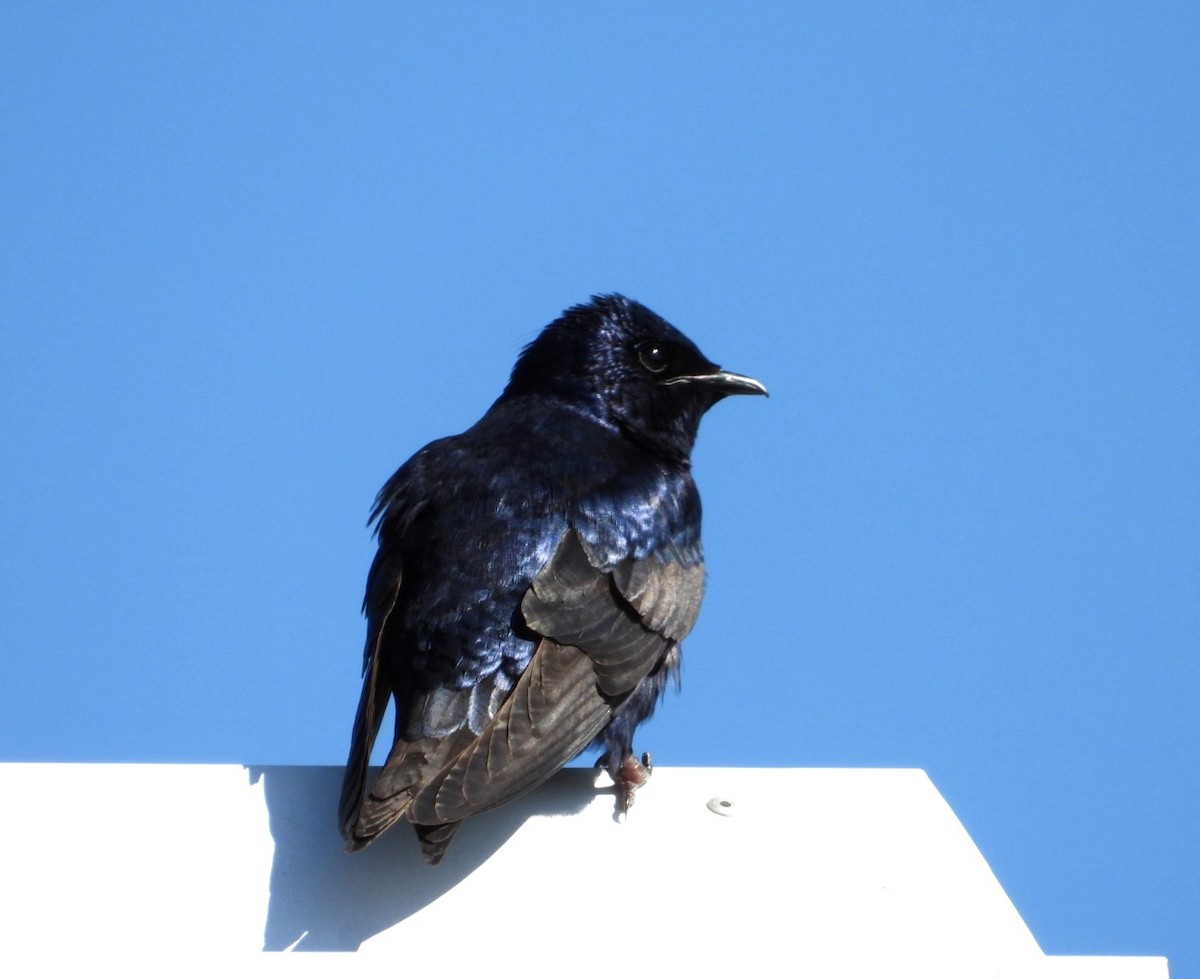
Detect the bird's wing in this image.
<box><xmin>338</xmin><ymin>465</ymin><xmax>449</xmax><ymax>845</ymax></box>
<box><xmin>405</xmin><ymin>529</ymin><xmax>704</xmax><ymax>826</ymax></box>
<box><xmin>337</xmin><ymin>541</ymin><xmax>406</xmax><ymax>841</ymax></box>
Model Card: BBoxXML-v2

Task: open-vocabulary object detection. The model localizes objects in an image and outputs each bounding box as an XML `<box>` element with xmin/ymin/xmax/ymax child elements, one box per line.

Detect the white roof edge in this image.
<box><xmin>0</xmin><ymin>764</ymin><xmax>1168</xmax><ymax>977</ymax></box>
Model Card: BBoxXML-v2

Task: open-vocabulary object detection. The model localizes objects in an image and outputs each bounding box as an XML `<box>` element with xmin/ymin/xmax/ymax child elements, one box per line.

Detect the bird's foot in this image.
<box><xmin>612</xmin><ymin>751</ymin><xmax>653</xmax><ymax>820</ymax></box>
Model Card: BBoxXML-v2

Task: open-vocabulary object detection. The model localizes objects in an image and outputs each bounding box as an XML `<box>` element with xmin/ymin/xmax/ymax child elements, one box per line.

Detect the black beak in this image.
<box><xmin>663</xmin><ymin>369</ymin><xmax>769</xmax><ymax>397</ymax></box>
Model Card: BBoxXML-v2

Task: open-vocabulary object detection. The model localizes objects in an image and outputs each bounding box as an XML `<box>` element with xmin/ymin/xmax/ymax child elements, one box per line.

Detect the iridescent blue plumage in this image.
<box><xmin>339</xmin><ymin>294</ymin><xmax>766</xmax><ymax>862</ymax></box>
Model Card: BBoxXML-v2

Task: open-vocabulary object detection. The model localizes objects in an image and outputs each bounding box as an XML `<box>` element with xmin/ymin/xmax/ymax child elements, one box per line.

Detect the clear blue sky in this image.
<box><xmin>2</xmin><ymin>3</ymin><xmax>1196</xmax><ymax>971</ymax></box>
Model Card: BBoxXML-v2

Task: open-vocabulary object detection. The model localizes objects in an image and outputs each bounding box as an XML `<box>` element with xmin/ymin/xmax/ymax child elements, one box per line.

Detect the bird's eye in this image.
<box><xmin>637</xmin><ymin>342</ymin><xmax>669</xmax><ymax>374</ymax></box>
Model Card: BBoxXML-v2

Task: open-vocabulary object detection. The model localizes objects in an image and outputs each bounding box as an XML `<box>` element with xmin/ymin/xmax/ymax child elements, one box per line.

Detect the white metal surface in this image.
<box><xmin>0</xmin><ymin>764</ymin><xmax>1168</xmax><ymax>977</ymax></box>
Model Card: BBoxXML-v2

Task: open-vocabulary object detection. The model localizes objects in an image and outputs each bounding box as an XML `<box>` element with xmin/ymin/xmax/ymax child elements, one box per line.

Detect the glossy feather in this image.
<box><xmin>339</xmin><ymin>294</ymin><xmax>765</xmax><ymax>862</ymax></box>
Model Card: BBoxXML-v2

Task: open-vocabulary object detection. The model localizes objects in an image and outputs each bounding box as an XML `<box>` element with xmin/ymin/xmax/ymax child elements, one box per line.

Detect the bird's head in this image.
<box><xmin>503</xmin><ymin>294</ymin><xmax>767</xmax><ymax>462</ymax></box>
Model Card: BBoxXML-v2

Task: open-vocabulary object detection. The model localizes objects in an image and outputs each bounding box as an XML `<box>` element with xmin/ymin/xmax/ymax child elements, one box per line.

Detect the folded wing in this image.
<box><xmin>340</xmin><ymin>528</ymin><xmax>704</xmax><ymax>861</ymax></box>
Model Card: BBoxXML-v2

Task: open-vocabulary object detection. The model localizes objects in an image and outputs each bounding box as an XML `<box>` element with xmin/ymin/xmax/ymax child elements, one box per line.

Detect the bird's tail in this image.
<box><xmin>415</xmin><ymin>821</ymin><xmax>462</xmax><ymax>865</ymax></box>
<box><xmin>342</xmin><ymin>753</ymin><xmax>420</xmax><ymax>850</ymax></box>
<box><xmin>345</xmin><ymin>731</ymin><xmax>476</xmax><ymax>852</ymax></box>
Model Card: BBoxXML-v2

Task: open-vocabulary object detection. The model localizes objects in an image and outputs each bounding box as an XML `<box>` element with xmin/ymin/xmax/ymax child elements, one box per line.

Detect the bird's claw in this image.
<box><xmin>612</xmin><ymin>751</ymin><xmax>653</xmax><ymax>820</ymax></box>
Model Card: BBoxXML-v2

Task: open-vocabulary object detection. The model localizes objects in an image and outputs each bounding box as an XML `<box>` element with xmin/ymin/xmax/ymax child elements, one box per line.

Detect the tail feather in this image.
<box><xmin>345</xmin><ymin>731</ymin><xmax>475</xmax><ymax>851</ymax></box>
<box><xmin>415</xmin><ymin>821</ymin><xmax>462</xmax><ymax>865</ymax></box>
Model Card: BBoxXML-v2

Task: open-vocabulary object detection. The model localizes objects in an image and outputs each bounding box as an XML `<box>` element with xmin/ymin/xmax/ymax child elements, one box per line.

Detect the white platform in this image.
<box><xmin>0</xmin><ymin>765</ymin><xmax>1168</xmax><ymax>977</ymax></box>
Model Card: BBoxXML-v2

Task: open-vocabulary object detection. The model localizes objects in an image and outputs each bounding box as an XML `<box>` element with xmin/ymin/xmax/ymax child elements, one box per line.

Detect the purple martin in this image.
<box><xmin>339</xmin><ymin>294</ymin><xmax>766</xmax><ymax>863</ymax></box>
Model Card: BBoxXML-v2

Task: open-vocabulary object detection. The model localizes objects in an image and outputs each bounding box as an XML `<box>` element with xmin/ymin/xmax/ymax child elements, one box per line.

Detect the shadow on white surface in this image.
<box><xmin>250</xmin><ymin>764</ymin><xmax>598</xmax><ymax>950</ymax></box>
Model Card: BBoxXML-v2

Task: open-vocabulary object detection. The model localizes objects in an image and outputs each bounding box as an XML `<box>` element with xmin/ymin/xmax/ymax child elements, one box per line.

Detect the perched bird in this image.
<box><xmin>339</xmin><ymin>294</ymin><xmax>766</xmax><ymax>863</ymax></box>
